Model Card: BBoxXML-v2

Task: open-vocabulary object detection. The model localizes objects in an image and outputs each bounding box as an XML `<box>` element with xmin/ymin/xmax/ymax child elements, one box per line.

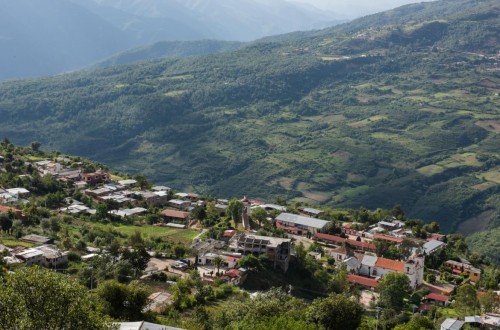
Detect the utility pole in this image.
<box><xmin>375</xmin><ymin>307</ymin><xmax>382</xmax><ymax>330</ymax></box>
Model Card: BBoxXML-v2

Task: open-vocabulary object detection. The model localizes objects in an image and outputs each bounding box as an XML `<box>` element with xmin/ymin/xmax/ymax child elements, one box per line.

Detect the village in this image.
<box><xmin>0</xmin><ymin>143</ymin><xmax>499</xmax><ymax>330</ymax></box>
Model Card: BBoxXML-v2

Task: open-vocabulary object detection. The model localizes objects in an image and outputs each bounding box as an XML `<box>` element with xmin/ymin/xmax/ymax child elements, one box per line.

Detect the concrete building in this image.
<box><xmin>228</xmin><ymin>234</ymin><xmax>291</xmax><ymax>272</ymax></box>
<box><xmin>275</xmin><ymin>213</ymin><xmax>330</xmax><ymax>235</ymax></box>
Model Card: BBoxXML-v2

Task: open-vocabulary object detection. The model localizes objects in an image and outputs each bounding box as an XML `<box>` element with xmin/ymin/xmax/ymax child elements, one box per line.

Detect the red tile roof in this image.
<box><xmin>347</xmin><ymin>274</ymin><xmax>379</xmax><ymax>288</ymax></box>
<box><xmin>225</xmin><ymin>256</ymin><xmax>240</xmax><ymax>262</ymax></box>
<box><xmin>160</xmin><ymin>209</ymin><xmax>190</xmax><ymax>219</ymax></box>
<box><xmin>223</xmin><ymin>230</ymin><xmax>237</xmax><ymax>237</ymax></box>
<box><xmin>426</xmin><ymin>293</ymin><xmax>449</xmax><ymax>302</ymax></box>
<box><xmin>225</xmin><ymin>269</ymin><xmax>241</xmax><ymax>278</ymax></box>
<box><xmin>314</xmin><ymin>233</ymin><xmax>345</xmax><ymax>243</ymax></box>
<box><xmin>347</xmin><ymin>239</ymin><xmax>376</xmax><ymax>251</ymax></box>
<box><xmin>0</xmin><ymin>205</ymin><xmax>26</xmax><ymax>219</ymax></box>
<box><xmin>314</xmin><ymin>233</ymin><xmax>376</xmax><ymax>251</ymax></box>
<box><xmin>375</xmin><ymin>257</ymin><xmax>405</xmax><ymax>272</ymax></box>
<box><xmin>374</xmin><ymin>234</ymin><xmax>403</xmax><ymax>243</ymax></box>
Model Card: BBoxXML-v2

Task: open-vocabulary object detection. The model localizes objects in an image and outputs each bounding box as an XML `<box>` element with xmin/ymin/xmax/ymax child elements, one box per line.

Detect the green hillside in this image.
<box><xmin>0</xmin><ymin>0</ymin><xmax>498</xmax><ymax>233</ymax></box>
<box><xmin>94</xmin><ymin>40</ymin><xmax>244</xmax><ymax>68</ymax></box>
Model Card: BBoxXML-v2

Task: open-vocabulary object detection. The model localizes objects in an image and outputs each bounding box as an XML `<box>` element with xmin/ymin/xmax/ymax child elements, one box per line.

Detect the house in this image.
<box><xmin>482</xmin><ymin>313</ymin><xmax>500</xmax><ymax>329</ymax></box>
<box><xmin>152</xmin><ymin>186</ymin><xmax>171</xmax><ymax>193</ymax></box>
<box><xmin>0</xmin><ymin>192</ymin><xmax>17</xmax><ymax>204</ymax></box>
<box><xmin>20</xmin><ymin>234</ymin><xmax>51</xmax><ymax>245</ymax></box>
<box><xmin>314</xmin><ymin>233</ymin><xmax>377</xmax><ymax>253</ymax></box>
<box><xmin>115</xmin><ymin>321</ymin><xmax>183</xmax><ymax>330</ymax></box>
<box><xmin>197</xmin><ymin>252</ymin><xmax>239</xmax><ymax>269</ymax></box>
<box><xmin>110</xmin><ymin>207</ymin><xmax>148</xmax><ymax>218</ymax></box>
<box><xmin>424</xmin><ymin>293</ymin><xmax>450</xmax><ymax>306</ymax></box>
<box><xmin>445</xmin><ymin>260</ymin><xmax>481</xmax><ymax>282</ymax></box>
<box><xmin>223</xmin><ymin>268</ymin><xmax>248</xmax><ymax>286</ymax></box>
<box><xmin>349</xmin><ymin>253</ymin><xmax>425</xmax><ymax>289</ymax></box>
<box><xmin>15</xmin><ymin>248</ymin><xmax>43</xmax><ymax>266</ymax></box>
<box><xmin>330</xmin><ymin>245</ymin><xmax>354</xmax><ymax>262</ymax></box>
<box><xmin>378</xmin><ymin>221</ymin><xmax>401</xmax><ymax>230</ymax></box>
<box><xmin>100</xmin><ymin>194</ymin><xmax>134</xmax><ymax>205</ymax></box>
<box><xmin>118</xmin><ymin>179</ymin><xmax>137</xmax><ymax>187</ymax></box>
<box><xmin>0</xmin><ymin>205</ymin><xmax>27</xmax><ymax>220</ymax></box>
<box><xmin>373</xmin><ymin>233</ymin><xmax>403</xmax><ymax>245</ymax></box>
<box><xmin>85</xmin><ymin>187</ymin><xmax>112</xmax><ymax>197</ymax></box>
<box><xmin>441</xmin><ymin>318</ymin><xmax>464</xmax><ymax>330</ymax></box>
<box><xmin>298</xmin><ymin>207</ymin><xmax>324</xmax><ymax>217</ymax></box>
<box><xmin>422</xmin><ymin>240</ymin><xmax>446</xmax><ymax>255</ymax></box>
<box><xmin>168</xmin><ymin>199</ymin><xmax>191</xmax><ymax>210</ymax></box>
<box><xmin>347</xmin><ymin>274</ymin><xmax>379</xmax><ymax>288</ymax></box>
<box><xmin>259</xmin><ymin>204</ymin><xmax>287</xmax><ymax>212</ymax></box>
<box><xmin>134</xmin><ymin>191</ymin><xmax>169</xmax><ymax>206</ymax></box>
<box><xmin>228</xmin><ymin>234</ymin><xmax>291</xmax><ymax>272</ymax></box>
<box><xmin>36</xmin><ymin>245</ymin><xmax>68</xmax><ymax>268</ymax></box>
<box><xmin>6</xmin><ymin>187</ymin><xmax>30</xmax><ymax>198</ymax></box>
<box><xmin>275</xmin><ymin>213</ymin><xmax>330</xmax><ymax>235</ymax></box>
<box><xmin>161</xmin><ymin>209</ymin><xmax>191</xmax><ymax>224</ymax></box>
<box><xmin>80</xmin><ymin>171</ymin><xmax>110</xmax><ymax>185</ymax></box>
<box><xmin>464</xmin><ymin>316</ymin><xmax>482</xmax><ymax>327</ymax></box>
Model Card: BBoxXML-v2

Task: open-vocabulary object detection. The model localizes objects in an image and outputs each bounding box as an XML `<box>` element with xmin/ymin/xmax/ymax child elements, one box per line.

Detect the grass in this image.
<box><xmin>348</xmin><ymin>115</ymin><xmax>387</xmax><ymax>128</ymax></box>
<box><xmin>164</xmin><ymin>90</ymin><xmax>186</xmax><ymax>97</ymax></box>
<box><xmin>0</xmin><ymin>238</ymin><xmax>34</xmax><ymax>248</ymax></box>
<box><xmin>476</xmin><ymin>168</ymin><xmax>500</xmax><ymax>184</ymax></box>
<box><xmin>417</xmin><ymin>164</ymin><xmax>445</xmax><ymax>176</ymax></box>
<box><xmin>79</xmin><ymin>222</ymin><xmax>200</xmax><ymax>243</ymax></box>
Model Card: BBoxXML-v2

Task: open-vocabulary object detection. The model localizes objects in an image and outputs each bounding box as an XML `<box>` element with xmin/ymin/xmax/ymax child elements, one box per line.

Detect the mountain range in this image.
<box><xmin>0</xmin><ymin>0</ymin><xmax>498</xmax><ymax>244</ymax></box>
<box><xmin>0</xmin><ymin>0</ymin><xmax>341</xmax><ymax>81</ymax></box>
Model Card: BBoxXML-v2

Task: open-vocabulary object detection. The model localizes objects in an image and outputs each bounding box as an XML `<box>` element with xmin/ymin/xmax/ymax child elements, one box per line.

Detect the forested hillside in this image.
<box><xmin>0</xmin><ymin>0</ymin><xmax>498</xmax><ymax>235</ymax></box>
<box><xmin>94</xmin><ymin>40</ymin><xmax>244</xmax><ymax>68</ymax></box>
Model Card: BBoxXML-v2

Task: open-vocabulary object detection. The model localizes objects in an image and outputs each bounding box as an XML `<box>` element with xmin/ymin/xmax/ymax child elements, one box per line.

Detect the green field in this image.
<box><xmin>77</xmin><ymin>222</ymin><xmax>200</xmax><ymax>243</ymax></box>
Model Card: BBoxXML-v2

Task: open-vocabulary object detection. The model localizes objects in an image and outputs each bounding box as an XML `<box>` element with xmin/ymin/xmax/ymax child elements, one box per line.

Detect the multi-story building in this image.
<box><xmin>228</xmin><ymin>234</ymin><xmax>291</xmax><ymax>272</ymax></box>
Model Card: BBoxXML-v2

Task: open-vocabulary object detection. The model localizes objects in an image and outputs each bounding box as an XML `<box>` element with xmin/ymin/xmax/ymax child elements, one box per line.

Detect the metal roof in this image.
<box><xmin>276</xmin><ymin>213</ymin><xmax>329</xmax><ymax>229</ymax></box>
<box><xmin>423</xmin><ymin>240</ymin><xmax>445</xmax><ymax>254</ymax></box>
<box><xmin>441</xmin><ymin>319</ymin><xmax>464</xmax><ymax>330</ymax></box>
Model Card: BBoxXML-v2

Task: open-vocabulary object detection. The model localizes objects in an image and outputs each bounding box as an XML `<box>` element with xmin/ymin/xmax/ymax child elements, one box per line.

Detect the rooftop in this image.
<box><xmin>373</xmin><ymin>233</ymin><xmax>403</xmax><ymax>243</ymax></box>
<box><xmin>347</xmin><ymin>274</ymin><xmax>379</xmax><ymax>288</ymax></box>
<box><xmin>161</xmin><ymin>209</ymin><xmax>190</xmax><ymax>219</ymax></box>
<box><xmin>375</xmin><ymin>257</ymin><xmax>405</xmax><ymax>272</ymax></box>
<box><xmin>276</xmin><ymin>213</ymin><xmax>329</xmax><ymax>229</ymax></box>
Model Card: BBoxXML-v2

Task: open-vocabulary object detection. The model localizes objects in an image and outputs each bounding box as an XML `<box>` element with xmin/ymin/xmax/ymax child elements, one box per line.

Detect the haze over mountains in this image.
<box><xmin>0</xmin><ymin>0</ymin><xmax>343</xmax><ymax>81</ymax></box>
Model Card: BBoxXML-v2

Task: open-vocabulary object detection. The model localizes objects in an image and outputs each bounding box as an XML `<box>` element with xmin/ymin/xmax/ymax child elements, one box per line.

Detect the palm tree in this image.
<box><xmin>213</xmin><ymin>256</ymin><xmax>224</xmax><ymax>275</ymax></box>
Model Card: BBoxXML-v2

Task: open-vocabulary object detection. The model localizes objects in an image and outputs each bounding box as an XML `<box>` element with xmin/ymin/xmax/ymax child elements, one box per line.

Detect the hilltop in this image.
<box><xmin>0</xmin><ymin>0</ymin><xmax>499</xmax><ymax>235</ymax></box>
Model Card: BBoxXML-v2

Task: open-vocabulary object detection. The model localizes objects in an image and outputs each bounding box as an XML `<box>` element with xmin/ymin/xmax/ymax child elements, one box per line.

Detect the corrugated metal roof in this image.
<box><xmin>276</xmin><ymin>213</ymin><xmax>329</xmax><ymax>229</ymax></box>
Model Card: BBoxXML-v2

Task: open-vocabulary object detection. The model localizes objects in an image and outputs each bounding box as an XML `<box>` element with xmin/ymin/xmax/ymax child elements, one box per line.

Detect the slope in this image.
<box><xmin>0</xmin><ymin>0</ymin><xmax>498</xmax><ymax>234</ymax></box>
<box><xmin>94</xmin><ymin>40</ymin><xmax>245</xmax><ymax>68</ymax></box>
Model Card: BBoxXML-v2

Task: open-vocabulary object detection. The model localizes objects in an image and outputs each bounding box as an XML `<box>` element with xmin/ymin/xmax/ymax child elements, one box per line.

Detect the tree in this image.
<box><xmin>213</xmin><ymin>256</ymin><xmax>224</xmax><ymax>274</ymax></box>
<box><xmin>394</xmin><ymin>315</ymin><xmax>434</xmax><ymax>330</ymax></box>
<box><xmin>238</xmin><ymin>255</ymin><xmax>262</xmax><ymax>270</ymax></box>
<box><xmin>133</xmin><ymin>174</ymin><xmax>150</xmax><ymax>190</ymax></box>
<box><xmin>251</xmin><ymin>207</ymin><xmax>268</xmax><ymax>227</ymax></box>
<box><xmin>378</xmin><ymin>272</ymin><xmax>411</xmax><ymax>310</ymax></box>
<box><xmin>306</xmin><ymin>293</ymin><xmax>363</xmax><ymax>330</ymax></box>
<box><xmin>0</xmin><ymin>267</ymin><xmax>113</xmax><ymax>330</ymax></box>
<box><xmin>479</xmin><ymin>290</ymin><xmax>500</xmax><ymax>313</ymax></box>
<box><xmin>454</xmin><ymin>284</ymin><xmax>479</xmax><ymax>316</ymax></box>
<box><xmin>31</xmin><ymin>141</ymin><xmax>41</xmax><ymax>152</ymax></box>
<box><xmin>227</xmin><ymin>199</ymin><xmax>244</xmax><ymax>226</ymax></box>
<box><xmin>96</xmin><ymin>280</ymin><xmax>150</xmax><ymax>321</ymax></box>
<box><xmin>191</xmin><ymin>205</ymin><xmax>207</xmax><ymax>221</ymax></box>
<box><xmin>0</xmin><ymin>213</ymin><xmax>12</xmax><ymax>231</ymax></box>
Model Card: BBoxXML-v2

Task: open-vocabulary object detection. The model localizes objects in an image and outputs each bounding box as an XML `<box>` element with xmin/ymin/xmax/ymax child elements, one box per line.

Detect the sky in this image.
<box><xmin>287</xmin><ymin>0</ymin><xmax>428</xmax><ymax>19</ymax></box>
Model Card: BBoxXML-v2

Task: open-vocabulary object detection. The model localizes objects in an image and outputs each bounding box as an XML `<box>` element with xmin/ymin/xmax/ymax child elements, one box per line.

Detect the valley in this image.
<box><xmin>0</xmin><ymin>0</ymin><xmax>498</xmax><ymax>235</ymax></box>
